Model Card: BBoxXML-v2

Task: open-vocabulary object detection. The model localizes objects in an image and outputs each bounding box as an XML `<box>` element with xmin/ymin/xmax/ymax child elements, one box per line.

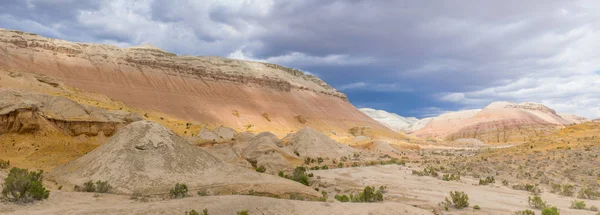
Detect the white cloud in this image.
<box><xmin>441</xmin><ymin>74</ymin><xmax>600</xmax><ymax>118</ymax></box>
<box><xmin>338</xmin><ymin>82</ymin><xmax>413</xmax><ymax>92</ymax></box>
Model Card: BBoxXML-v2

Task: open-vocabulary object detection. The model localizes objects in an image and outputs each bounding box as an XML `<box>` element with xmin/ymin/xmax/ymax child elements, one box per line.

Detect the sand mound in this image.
<box><xmin>283</xmin><ymin>127</ymin><xmax>355</xmax><ymax>158</ymax></box>
<box><xmin>48</xmin><ymin>121</ymin><xmax>319</xmax><ymax>198</ymax></box>
<box><xmin>238</xmin><ymin>132</ymin><xmax>301</xmax><ymax>172</ymax></box>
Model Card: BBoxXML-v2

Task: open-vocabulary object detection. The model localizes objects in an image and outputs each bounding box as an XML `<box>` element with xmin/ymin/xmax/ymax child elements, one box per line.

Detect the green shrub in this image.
<box><xmin>186</xmin><ymin>210</ymin><xmax>200</xmax><ymax>215</ymax></box>
<box><xmin>550</xmin><ymin>183</ymin><xmax>561</xmax><ymax>194</ymax></box>
<box><xmin>337</xmin><ymin>162</ymin><xmax>344</xmax><ymax>168</ymax></box>
<box><xmin>317</xmin><ymin>157</ymin><xmax>323</xmax><ymax>164</ymax></box>
<box><xmin>1</xmin><ymin>167</ymin><xmax>50</xmax><ymax>202</ymax></box>
<box><xmin>170</xmin><ymin>183</ymin><xmax>188</xmax><ymax>199</ymax></box>
<box><xmin>442</xmin><ymin>174</ymin><xmax>460</xmax><ymax>181</ymax></box>
<box><xmin>290</xmin><ymin>167</ymin><xmax>309</xmax><ymax>186</ymax></box>
<box><xmin>278</xmin><ymin>171</ymin><xmax>285</xmax><ymax>177</ymax></box>
<box><xmin>513</xmin><ymin>184</ymin><xmax>541</xmax><ymax>194</ymax></box>
<box><xmin>560</xmin><ymin>184</ymin><xmax>574</xmax><ymax>197</ymax></box>
<box><xmin>443</xmin><ymin>191</ymin><xmax>469</xmax><ymax>209</ymax></box>
<box><xmin>528</xmin><ymin>195</ymin><xmax>547</xmax><ymax>209</ymax></box>
<box><xmin>413</xmin><ymin>166</ymin><xmax>439</xmax><ymax>177</ymax></box>
<box><xmin>319</xmin><ymin>191</ymin><xmax>327</xmax><ymax>202</ymax></box>
<box><xmin>350</xmin><ymin>186</ymin><xmax>384</xmax><ymax>202</ymax></box>
<box><xmin>541</xmin><ymin>207</ymin><xmax>559</xmax><ymax>215</ymax></box>
<box><xmin>479</xmin><ymin>176</ymin><xmax>495</xmax><ymax>185</ymax></box>
<box><xmin>578</xmin><ymin>187</ymin><xmax>600</xmax><ymax>200</ymax></box>
<box><xmin>255</xmin><ymin>166</ymin><xmax>266</xmax><ymax>173</ymax></box>
<box><xmin>0</xmin><ymin>160</ymin><xmax>10</xmax><ymax>169</ymax></box>
<box><xmin>95</xmin><ymin>181</ymin><xmax>112</xmax><ymax>193</ymax></box>
<box><xmin>237</xmin><ymin>210</ymin><xmax>249</xmax><ymax>215</ymax></box>
<box><xmin>473</xmin><ymin>205</ymin><xmax>481</xmax><ymax>210</ymax></box>
<box><xmin>335</xmin><ymin>194</ymin><xmax>350</xmax><ymax>202</ymax></box>
<box><xmin>76</xmin><ymin>180</ymin><xmax>112</xmax><ymax>193</ymax></box>
<box><xmin>570</xmin><ymin>200</ymin><xmax>586</xmax><ymax>210</ymax></box>
<box><xmin>321</xmin><ymin>165</ymin><xmax>328</xmax><ymax>170</ymax></box>
<box><xmin>514</xmin><ymin>209</ymin><xmax>535</xmax><ymax>215</ymax></box>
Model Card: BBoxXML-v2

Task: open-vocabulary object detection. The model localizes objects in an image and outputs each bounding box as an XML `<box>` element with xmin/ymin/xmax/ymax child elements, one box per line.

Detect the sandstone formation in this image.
<box><xmin>282</xmin><ymin>127</ymin><xmax>356</xmax><ymax>158</ymax></box>
<box><xmin>0</xmin><ymin>28</ymin><xmax>397</xmax><ymax>138</ymax></box>
<box><xmin>48</xmin><ymin>121</ymin><xmax>319</xmax><ymax>198</ymax></box>
<box><xmin>0</xmin><ymin>89</ymin><xmax>142</xmax><ymax>136</ymax></box>
<box><xmin>413</xmin><ymin>102</ymin><xmax>570</xmax><ymax>143</ymax></box>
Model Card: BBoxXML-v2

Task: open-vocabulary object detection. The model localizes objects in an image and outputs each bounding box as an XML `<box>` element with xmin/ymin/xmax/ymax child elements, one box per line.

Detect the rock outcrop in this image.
<box><xmin>0</xmin><ymin>89</ymin><xmax>142</xmax><ymax>136</ymax></box>
<box><xmin>0</xmin><ymin>28</ymin><xmax>397</xmax><ymax>138</ymax></box>
<box><xmin>49</xmin><ymin>121</ymin><xmax>319</xmax><ymax>198</ymax></box>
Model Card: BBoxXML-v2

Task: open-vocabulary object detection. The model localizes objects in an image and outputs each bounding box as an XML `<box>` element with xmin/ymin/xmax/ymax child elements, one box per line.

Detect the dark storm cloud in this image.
<box><xmin>1</xmin><ymin>0</ymin><xmax>598</xmax><ymax>117</ymax></box>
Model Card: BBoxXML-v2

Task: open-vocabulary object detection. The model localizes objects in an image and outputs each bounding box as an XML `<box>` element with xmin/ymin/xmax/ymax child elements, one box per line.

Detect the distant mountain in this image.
<box><xmin>413</xmin><ymin>102</ymin><xmax>571</xmax><ymax>143</ymax></box>
<box><xmin>358</xmin><ymin>108</ymin><xmax>418</xmax><ymax>132</ymax></box>
<box><xmin>362</xmin><ymin>102</ymin><xmax>591</xmax><ymax>144</ymax></box>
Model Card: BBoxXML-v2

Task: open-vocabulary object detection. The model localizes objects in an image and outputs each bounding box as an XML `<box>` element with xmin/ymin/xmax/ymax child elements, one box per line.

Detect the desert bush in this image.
<box><xmin>255</xmin><ymin>166</ymin><xmax>266</xmax><ymax>173</ymax></box>
<box><xmin>560</xmin><ymin>184</ymin><xmax>574</xmax><ymax>197</ymax></box>
<box><xmin>479</xmin><ymin>176</ymin><xmax>495</xmax><ymax>185</ymax></box>
<box><xmin>237</xmin><ymin>210</ymin><xmax>249</xmax><ymax>215</ymax></box>
<box><xmin>278</xmin><ymin>171</ymin><xmax>285</xmax><ymax>177</ymax></box>
<box><xmin>290</xmin><ymin>166</ymin><xmax>309</xmax><ymax>186</ymax></box>
<box><xmin>231</xmin><ymin>110</ymin><xmax>240</xmax><ymax>117</ymax></box>
<box><xmin>570</xmin><ymin>200</ymin><xmax>586</xmax><ymax>210</ymax></box>
<box><xmin>442</xmin><ymin>174</ymin><xmax>460</xmax><ymax>181</ymax></box>
<box><xmin>528</xmin><ymin>195</ymin><xmax>547</xmax><ymax>209</ymax></box>
<box><xmin>185</xmin><ymin>210</ymin><xmax>201</xmax><ymax>215</ymax></box>
<box><xmin>412</xmin><ymin>166</ymin><xmax>439</xmax><ymax>177</ymax></box>
<box><xmin>335</xmin><ymin>194</ymin><xmax>350</xmax><ymax>202</ymax></box>
<box><xmin>541</xmin><ymin>206</ymin><xmax>559</xmax><ymax>215</ymax></box>
<box><xmin>473</xmin><ymin>205</ymin><xmax>481</xmax><ymax>210</ymax></box>
<box><xmin>578</xmin><ymin>187</ymin><xmax>600</xmax><ymax>200</ymax></box>
<box><xmin>550</xmin><ymin>183</ymin><xmax>561</xmax><ymax>194</ymax></box>
<box><xmin>514</xmin><ymin>209</ymin><xmax>535</xmax><ymax>215</ymax></box>
<box><xmin>170</xmin><ymin>183</ymin><xmax>188</xmax><ymax>199</ymax></box>
<box><xmin>319</xmin><ymin>191</ymin><xmax>328</xmax><ymax>202</ymax></box>
<box><xmin>317</xmin><ymin>157</ymin><xmax>323</xmax><ymax>164</ymax></box>
<box><xmin>590</xmin><ymin>205</ymin><xmax>598</xmax><ymax>211</ymax></box>
<box><xmin>0</xmin><ymin>160</ymin><xmax>10</xmax><ymax>169</ymax></box>
<box><xmin>95</xmin><ymin>181</ymin><xmax>112</xmax><ymax>193</ymax></box>
<box><xmin>513</xmin><ymin>183</ymin><xmax>541</xmax><ymax>194</ymax></box>
<box><xmin>502</xmin><ymin>179</ymin><xmax>509</xmax><ymax>186</ymax></box>
<box><xmin>1</xmin><ymin>167</ymin><xmax>50</xmax><ymax>202</ymax></box>
<box><xmin>337</xmin><ymin>162</ymin><xmax>344</xmax><ymax>168</ymax></box>
<box><xmin>443</xmin><ymin>191</ymin><xmax>469</xmax><ymax>209</ymax></box>
<box><xmin>352</xmin><ymin>186</ymin><xmax>384</xmax><ymax>202</ymax></box>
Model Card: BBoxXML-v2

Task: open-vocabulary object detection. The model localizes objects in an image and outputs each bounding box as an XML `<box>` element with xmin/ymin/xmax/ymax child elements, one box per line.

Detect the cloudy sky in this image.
<box><xmin>2</xmin><ymin>0</ymin><xmax>599</xmax><ymax>119</ymax></box>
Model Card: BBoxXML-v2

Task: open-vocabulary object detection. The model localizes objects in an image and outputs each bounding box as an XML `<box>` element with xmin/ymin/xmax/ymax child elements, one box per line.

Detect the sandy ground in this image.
<box><xmin>0</xmin><ymin>191</ymin><xmax>431</xmax><ymax>215</ymax></box>
<box><xmin>310</xmin><ymin>165</ymin><xmax>600</xmax><ymax>215</ymax></box>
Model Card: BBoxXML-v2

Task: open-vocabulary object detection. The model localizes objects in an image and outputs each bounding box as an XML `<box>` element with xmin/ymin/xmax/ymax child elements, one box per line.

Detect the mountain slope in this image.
<box><xmin>0</xmin><ymin>28</ymin><xmax>398</xmax><ymax>138</ymax></box>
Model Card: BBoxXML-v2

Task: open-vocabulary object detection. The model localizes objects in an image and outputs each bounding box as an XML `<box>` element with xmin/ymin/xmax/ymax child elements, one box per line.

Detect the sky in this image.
<box><xmin>1</xmin><ymin>0</ymin><xmax>599</xmax><ymax>119</ymax></box>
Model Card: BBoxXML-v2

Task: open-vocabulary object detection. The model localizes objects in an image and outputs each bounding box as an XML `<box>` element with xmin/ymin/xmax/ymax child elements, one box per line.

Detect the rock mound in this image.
<box><xmin>559</xmin><ymin>114</ymin><xmax>589</xmax><ymax>124</ymax></box>
<box><xmin>283</xmin><ymin>127</ymin><xmax>355</xmax><ymax>158</ymax></box>
<box><xmin>238</xmin><ymin>132</ymin><xmax>300</xmax><ymax>173</ymax></box>
<box><xmin>194</xmin><ymin>126</ymin><xmax>238</xmax><ymax>144</ymax></box>
<box><xmin>48</xmin><ymin>121</ymin><xmax>319</xmax><ymax>198</ymax></box>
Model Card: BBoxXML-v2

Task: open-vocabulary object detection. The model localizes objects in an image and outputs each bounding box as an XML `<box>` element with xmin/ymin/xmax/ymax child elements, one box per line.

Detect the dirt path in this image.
<box><xmin>311</xmin><ymin>165</ymin><xmax>600</xmax><ymax>215</ymax></box>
